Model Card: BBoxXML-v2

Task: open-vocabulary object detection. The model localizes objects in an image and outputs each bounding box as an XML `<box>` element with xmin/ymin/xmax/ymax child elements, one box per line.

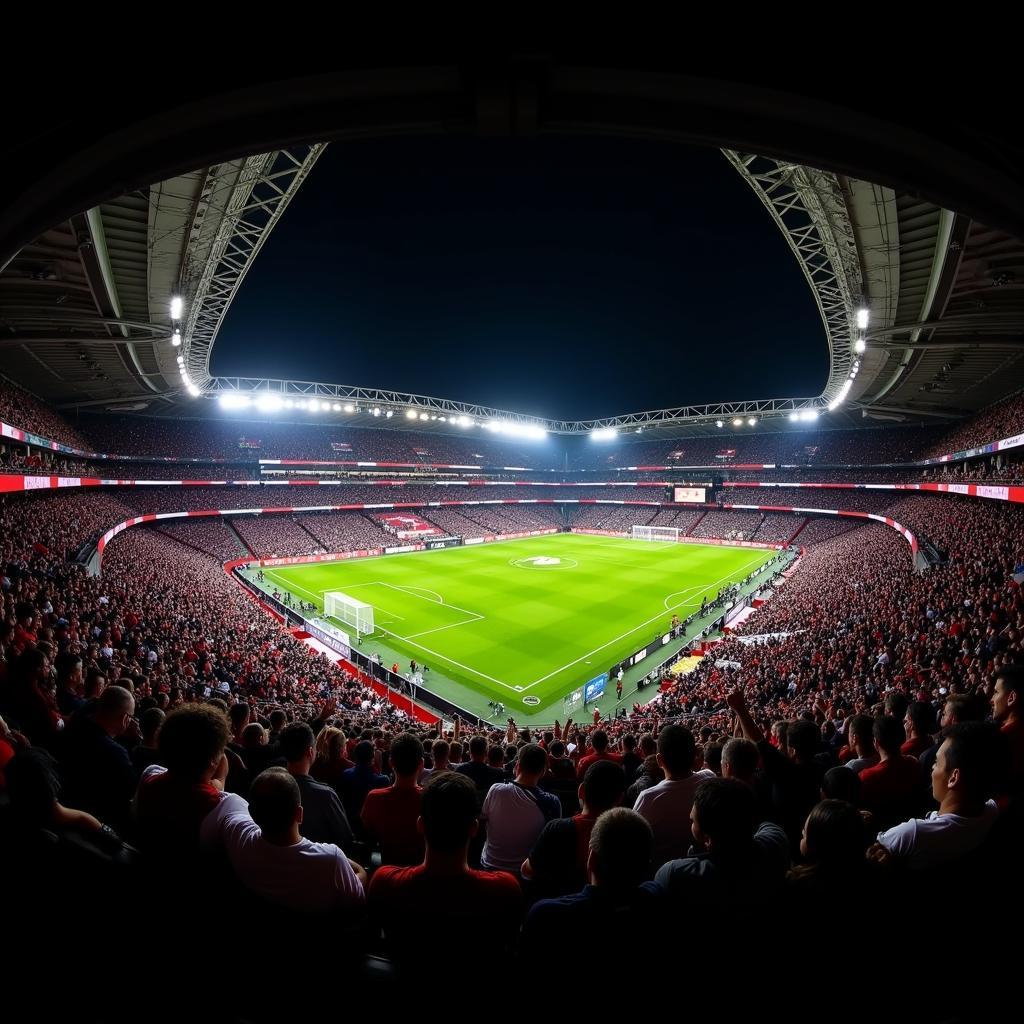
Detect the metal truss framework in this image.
<box><xmin>723</xmin><ymin>152</ymin><xmax>860</xmax><ymax>406</ymax></box>
<box><xmin>203</xmin><ymin>377</ymin><xmax>822</xmax><ymax>434</ymax></box>
<box><xmin>181</xmin><ymin>145</ymin><xmax>327</xmax><ymax>387</ymax></box>
<box><xmin>180</xmin><ymin>147</ymin><xmax>864</xmax><ymax>432</ymax></box>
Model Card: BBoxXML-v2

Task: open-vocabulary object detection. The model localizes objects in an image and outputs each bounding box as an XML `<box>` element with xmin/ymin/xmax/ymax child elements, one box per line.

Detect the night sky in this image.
<box><xmin>212</xmin><ymin>136</ymin><xmax>826</xmax><ymax>421</ymax></box>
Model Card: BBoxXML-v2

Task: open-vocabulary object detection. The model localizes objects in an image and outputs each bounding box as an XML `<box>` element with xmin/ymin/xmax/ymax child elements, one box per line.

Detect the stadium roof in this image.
<box><xmin>1</xmin><ymin>61</ymin><xmax>1021</xmax><ymax>435</ymax></box>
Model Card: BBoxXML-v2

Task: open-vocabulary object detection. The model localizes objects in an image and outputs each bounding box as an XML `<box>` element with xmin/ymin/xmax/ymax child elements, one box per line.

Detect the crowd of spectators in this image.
<box><xmin>0</xmin><ymin>451</ymin><xmax>1021</xmax><ymax>993</ymax></box>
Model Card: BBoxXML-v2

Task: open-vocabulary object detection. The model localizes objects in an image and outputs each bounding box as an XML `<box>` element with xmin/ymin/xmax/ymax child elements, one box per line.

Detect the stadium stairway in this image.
<box><xmin>225</xmin><ymin>518</ymin><xmax>256</xmax><ymax>558</ymax></box>
<box><xmin>785</xmin><ymin>517</ymin><xmax>809</xmax><ymax>546</ymax></box>
<box><xmin>686</xmin><ymin>509</ymin><xmax>709</xmax><ymax>536</ymax></box>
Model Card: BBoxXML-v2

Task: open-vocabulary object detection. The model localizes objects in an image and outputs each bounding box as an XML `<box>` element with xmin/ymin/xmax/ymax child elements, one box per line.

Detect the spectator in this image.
<box><xmin>455</xmin><ymin>734</ymin><xmax>505</xmax><ymax>803</ymax></box>
<box><xmin>858</xmin><ymin>716</ymin><xmax>923</xmax><ymax>830</ymax></box>
<box><xmin>992</xmin><ymin>666</ymin><xmax>1024</xmax><ymax>796</ymax></box>
<box><xmin>203</xmin><ymin>767</ymin><xmax>366</xmax><ymax>913</ymax></box>
<box><xmin>280</xmin><ymin>721</ymin><xmax>353</xmax><ymax>851</ymax></box>
<box><xmin>130</xmin><ymin>706</ymin><xmax>165</xmax><ymax>777</ymax></box>
<box><xmin>873</xmin><ymin>723</ymin><xmax>1000</xmax><ymax>869</ymax></box>
<box><xmin>656</xmin><ymin>777</ymin><xmax>790</xmax><ymax>908</ymax></box>
<box><xmin>60</xmin><ymin>685</ymin><xmax>137</xmax><ymax>832</ymax></box>
<box><xmin>310</xmin><ymin>726</ymin><xmax>354</xmax><ymax>793</ymax></box>
<box><xmin>480</xmin><ymin>744</ymin><xmax>561</xmax><ymax>875</ymax></box>
<box><xmin>340</xmin><ymin>740</ymin><xmax>389</xmax><ymax>827</ymax></box>
<box><xmin>902</xmin><ymin>701</ymin><xmax>936</xmax><ymax>758</ymax></box>
<box><xmin>522</xmin><ymin>808</ymin><xmax>662</xmax><ymax>946</ymax></box>
<box><xmin>575</xmin><ymin>729</ymin><xmax>622</xmax><ymax>779</ymax></box>
<box><xmin>361</xmin><ymin>732</ymin><xmax>425</xmax><ymax>866</ymax></box>
<box><xmin>787</xmin><ymin>799</ymin><xmax>873</xmax><ymax>899</ymax></box>
<box><xmin>633</xmin><ymin>724</ymin><xmax>715</xmax><ymax>866</ymax></box>
<box><xmin>134</xmin><ymin>703</ymin><xmax>230</xmax><ymax>857</ymax></box>
<box><xmin>522</xmin><ymin>760</ymin><xmax>627</xmax><ymax>898</ymax></box>
<box><xmin>369</xmin><ymin>772</ymin><xmax>522</xmax><ymax>969</ymax></box>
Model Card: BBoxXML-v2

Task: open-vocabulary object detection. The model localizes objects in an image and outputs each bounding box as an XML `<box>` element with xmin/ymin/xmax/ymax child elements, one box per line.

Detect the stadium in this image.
<box><xmin>1</xmin><ymin>58</ymin><xmax>1022</xmax><ymax>1012</ymax></box>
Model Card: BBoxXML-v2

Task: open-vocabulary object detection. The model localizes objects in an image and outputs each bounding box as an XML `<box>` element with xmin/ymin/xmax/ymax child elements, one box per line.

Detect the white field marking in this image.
<box><xmin>369</xmin><ymin>623</ymin><xmax>518</xmax><ymax>690</ymax></box>
<box><xmin>264</xmin><ymin>572</ymin><xmax>406</xmax><ymax>621</ymax></box>
<box><xmin>267</xmin><ymin>573</ymin><xmax>512</xmax><ymax>690</ymax></box>
<box><xmin>400</xmin><ymin>616</ymin><xmax>487</xmax><ymax>641</ymax></box>
<box><xmin>389</xmin><ymin>584</ymin><xmax>445</xmax><ymax>603</ymax></box>
<box><xmin>520</xmin><ymin>555</ymin><xmax>771</xmax><ymax>691</ymax></box>
<box><xmin>371</xmin><ymin>582</ymin><xmax>484</xmax><ymax>622</ymax></box>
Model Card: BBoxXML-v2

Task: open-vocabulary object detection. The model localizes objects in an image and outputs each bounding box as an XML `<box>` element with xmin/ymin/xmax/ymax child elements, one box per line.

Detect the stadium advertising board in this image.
<box><xmin>562</xmin><ymin>687</ymin><xmax>584</xmax><ymax>716</ymax></box>
<box><xmin>426</xmin><ymin>536</ymin><xmax>463</xmax><ymax>549</ymax></box>
<box><xmin>305</xmin><ymin>620</ymin><xmax>351</xmax><ymax>659</ymax></box>
<box><xmin>673</xmin><ymin>486</ymin><xmax>706</xmax><ymax>503</ymax></box>
<box><xmin>584</xmin><ymin>672</ymin><xmax>607</xmax><ymax>704</ymax></box>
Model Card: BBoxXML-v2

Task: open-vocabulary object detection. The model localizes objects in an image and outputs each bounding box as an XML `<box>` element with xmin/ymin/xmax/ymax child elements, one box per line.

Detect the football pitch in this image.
<box><xmin>260</xmin><ymin>533</ymin><xmax>776</xmax><ymax>714</ymax></box>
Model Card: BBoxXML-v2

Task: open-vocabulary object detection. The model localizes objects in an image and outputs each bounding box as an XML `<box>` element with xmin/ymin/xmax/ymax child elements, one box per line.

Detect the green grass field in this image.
<box><xmin>260</xmin><ymin>533</ymin><xmax>775</xmax><ymax>714</ymax></box>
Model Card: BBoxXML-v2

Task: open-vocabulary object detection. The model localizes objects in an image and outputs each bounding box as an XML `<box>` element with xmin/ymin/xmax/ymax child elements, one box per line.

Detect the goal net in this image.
<box><xmin>324</xmin><ymin>591</ymin><xmax>375</xmax><ymax>635</ymax></box>
<box><xmin>631</xmin><ymin>525</ymin><xmax>680</xmax><ymax>543</ymax></box>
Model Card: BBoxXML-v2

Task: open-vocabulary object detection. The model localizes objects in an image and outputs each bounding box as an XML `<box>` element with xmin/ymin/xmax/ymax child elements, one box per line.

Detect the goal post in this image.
<box><xmin>630</xmin><ymin>525</ymin><xmax>680</xmax><ymax>543</ymax></box>
<box><xmin>324</xmin><ymin>591</ymin><xmax>375</xmax><ymax>635</ymax></box>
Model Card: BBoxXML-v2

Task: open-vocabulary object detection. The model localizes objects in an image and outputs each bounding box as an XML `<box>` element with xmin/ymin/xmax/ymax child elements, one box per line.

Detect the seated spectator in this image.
<box><xmin>6</xmin><ymin>746</ymin><xmax>106</xmax><ymax>836</ymax></box>
<box><xmin>522</xmin><ymin>760</ymin><xmax>627</xmax><ymax>898</ymax></box>
<box><xmin>541</xmin><ymin>739</ymin><xmax>580</xmax><ymax>815</ymax></box>
<box><xmin>60</xmin><ymin>685</ymin><xmax>137</xmax><ymax>832</ymax></box>
<box><xmin>521</xmin><ymin>808</ymin><xmax>662</xmax><ymax>946</ymax></box>
<box><xmin>727</xmin><ymin>690</ymin><xmax>825</xmax><ymax>847</ymax></box>
<box><xmin>873</xmin><ymin>722</ymin><xmax>1000</xmax><ymax>869</ymax></box>
<box><xmin>576</xmin><ymin>729</ymin><xmax>622</xmax><ymax>779</ymax></box>
<box><xmin>620</xmin><ymin>733</ymin><xmax>642</xmax><ymax>785</ymax></box>
<box><xmin>203</xmin><ymin>767</ymin><xmax>366</xmax><ymax>913</ymax></box>
<box><xmin>919</xmin><ymin>695</ymin><xmax>980</xmax><ymax>778</ymax></box>
<box><xmin>481</xmin><ymin>744</ymin><xmax>561</xmax><ymax>875</ymax></box>
<box><xmin>369</xmin><ymin>772</ymin><xmax>522</xmax><ymax>968</ymax></box>
<box><xmin>280</xmin><ymin>722</ymin><xmax>353</xmax><ymax>851</ymax></box>
<box><xmin>455</xmin><ymin>734</ymin><xmax>505</xmax><ymax>802</ymax></box>
<box><xmin>340</xmin><ymin>740</ymin><xmax>389</xmax><ymax>827</ymax></box>
<box><xmin>787</xmin><ymin>799</ymin><xmax>873</xmax><ymax>899</ymax></box>
<box><xmin>134</xmin><ymin>703</ymin><xmax>230</xmax><ymax>857</ymax></box>
<box><xmin>859</xmin><ymin>716</ymin><xmax>923</xmax><ymax>829</ymax></box>
<box><xmin>419</xmin><ymin>738</ymin><xmax>449</xmax><ymax>783</ymax></box>
<box><xmin>310</xmin><ymin>726</ymin><xmax>354</xmax><ymax>793</ymax></box>
<box><xmin>992</xmin><ymin>666</ymin><xmax>1024</xmax><ymax>796</ymax></box>
<box><xmin>902</xmin><ymin>701</ymin><xmax>936</xmax><ymax>758</ymax></box>
<box><xmin>821</xmin><ymin>765</ymin><xmax>862</xmax><ymax>804</ymax></box>
<box><xmin>633</xmin><ymin>724</ymin><xmax>715</xmax><ymax>866</ymax></box>
<box><xmin>843</xmin><ymin>714</ymin><xmax>879</xmax><ymax>773</ymax></box>
<box><xmin>656</xmin><ymin>777</ymin><xmax>789</xmax><ymax>907</ymax></box>
<box><xmin>130</xmin><ymin>706</ymin><xmax>165</xmax><ymax>777</ymax></box>
<box><xmin>625</xmin><ymin>753</ymin><xmax>663</xmax><ymax>806</ymax></box>
<box><xmin>361</xmin><ymin>732</ymin><xmax>425</xmax><ymax>866</ymax></box>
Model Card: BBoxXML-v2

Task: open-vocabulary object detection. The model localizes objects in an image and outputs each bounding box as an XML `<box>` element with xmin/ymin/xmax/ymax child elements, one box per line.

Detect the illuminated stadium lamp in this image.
<box><xmin>458</xmin><ymin>416</ymin><xmax>472</xmax><ymax>427</ymax></box>
<box><xmin>438</xmin><ymin>415</ymin><xmax>447</xmax><ymax>422</ymax></box>
<box><xmin>799</xmin><ymin>409</ymin><xmax>819</xmax><ymax>422</ymax></box>
<box><xmin>169</xmin><ymin>296</ymin><xmax>184</xmax><ymax>320</ymax></box>
<box><xmin>344</xmin><ymin>404</ymin><xmax>355</xmax><ymax>413</ymax></box>
<box><xmin>854</xmin><ymin>337</ymin><xmax>866</xmax><ymax>354</ymax></box>
<box><xmin>255</xmin><ymin>394</ymin><xmax>283</xmax><ymax>413</ymax></box>
<box><xmin>856</xmin><ymin>308</ymin><xmax>869</xmax><ymax>330</ymax></box>
<box><xmin>430</xmin><ymin>414</ymin><xmax>437</xmax><ymax>420</ymax></box>
<box><xmin>591</xmin><ymin>428</ymin><xmax>617</xmax><ymax>441</ymax></box>
<box><xmin>406</xmin><ymin>409</ymin><xmax>418</xmax><ymax>419</ymax></box>
<box><xmin>171</xmin><ymin>331</ymin><xmax>181</xmax><ymax>347</ymax></box>
<box><xmin>716</xmin><ymin>420</ymin><xmax>724</xmax><ymax>428</ymax></box>
<box><xmin>187</xmin><ymin>384</ymin><xmax>201</xmax><ymax>397</ymax></box>
<box><xmin>176</xmin><ymin>356</ymin><xmax>184</xmax><ymax>365</ymax></box>
<box><xmin>373</xmin><ymin>407</ymin><xmax>381</xmax><ymax>416</ymax></box>
<box><xmin>219</xmin><ymin>392</ymin><xmax>251</xmax><ymax>410</ymax></box>
<box><xmin>789</xmin><ymin>412</ymin><xmax>800</xmax><ymax>422</ymax></box>
<box><xmin>284</xmin><ymin>399</ymin><xmax>294</xmax><ymax>409</ymax></box>
<box><xmin>386</xmin><ymin>410</ymin><xmax>394</xmax><ymax>418</ymax></box>
<box><xmin>732</xmin><ymin>418</ymin><xmax>743</xmax><ymax>427</ymax></box>
<box><xmin>747</xmin><ymin>417</ymin><xmax>757</xmax><ymax>426</ymax></box>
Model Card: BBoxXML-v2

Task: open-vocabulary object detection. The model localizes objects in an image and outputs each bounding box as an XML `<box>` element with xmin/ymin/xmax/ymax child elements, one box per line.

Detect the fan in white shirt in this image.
<box><xmin>202</xmin><ymin>767</ymin><xmax>367</xmax><ymax>913</ymax></box>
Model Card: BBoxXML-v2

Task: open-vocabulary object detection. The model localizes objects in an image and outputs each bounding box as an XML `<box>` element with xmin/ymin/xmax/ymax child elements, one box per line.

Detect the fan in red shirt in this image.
<box><xmin>858</xmin><ymin>716</ymin><xmax>924</xmax><ymax>829</ymax></box>
<box><xmin>369</xmin><ymin>771</ymin><xmax>521</xmax><ymax>971</ymax></box>
<box><xmin>361</xmin><ymin>732</ymin><xmax>425</xmax><ymax>865</ymax></box>
<box><xmin>136</xmin><ymin>703</ymin><xmax>231</xmax><ymax>859</ymax></box>
<box><xmin>576</xmin><ymin>730</ymin><xmax>623</xmax><ymax>780</ymax></box>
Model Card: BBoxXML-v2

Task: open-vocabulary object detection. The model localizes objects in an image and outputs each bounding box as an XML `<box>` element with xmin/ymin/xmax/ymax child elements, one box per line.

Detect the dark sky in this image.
<box><xmin>212</xmin><ymin>136</ymin><xmax>826</xmax><ymax>420</ymax></box>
